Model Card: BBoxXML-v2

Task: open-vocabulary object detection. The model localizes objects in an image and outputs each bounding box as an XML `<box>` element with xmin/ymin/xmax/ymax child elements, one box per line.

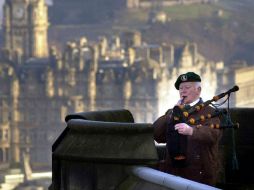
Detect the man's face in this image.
<box><xmin>179</xmin><ymin>82</ymin><xmax>201</xmax><ymax>104</ymax></box>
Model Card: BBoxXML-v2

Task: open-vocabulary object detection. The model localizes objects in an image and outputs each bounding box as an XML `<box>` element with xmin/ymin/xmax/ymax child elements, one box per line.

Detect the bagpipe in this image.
<box><xmin>167</xmin><ymin>85</ymin><xmax>239</xmax><ymax>167</ymax></box>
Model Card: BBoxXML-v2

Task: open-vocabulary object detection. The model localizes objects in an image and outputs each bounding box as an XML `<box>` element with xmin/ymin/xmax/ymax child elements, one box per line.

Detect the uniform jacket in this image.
<box><xmin>153</xmin><ymin>99</ymin><xmax>222</xmax><ymax>186</ymax></box>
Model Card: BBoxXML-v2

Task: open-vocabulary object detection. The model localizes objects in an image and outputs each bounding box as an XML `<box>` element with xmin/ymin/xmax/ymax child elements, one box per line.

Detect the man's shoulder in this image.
<box><xmin>197</xmin><ymin>98</ymin><xmax>216</xmax><ymax>111</ymax></box>
<box><xmin>165</xmin><ymin>109</ymin><xmax>172</xmax><ymax>115</ymax></box>
<box><xmin>206</xmin><ymin>105</ymin><xmax>216</xmax><ymax>111</ymax></box>
<box><xmin>200</xmin><ymin>105</ymin><xmax>217</xmax><ymax>115</ymax></box>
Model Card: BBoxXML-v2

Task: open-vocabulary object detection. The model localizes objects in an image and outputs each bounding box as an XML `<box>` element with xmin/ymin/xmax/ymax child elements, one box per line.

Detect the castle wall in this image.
<box><xmin>1</xmin><ymin>1</ymin><xmax>226</xmax><ymax>169</ymax></box>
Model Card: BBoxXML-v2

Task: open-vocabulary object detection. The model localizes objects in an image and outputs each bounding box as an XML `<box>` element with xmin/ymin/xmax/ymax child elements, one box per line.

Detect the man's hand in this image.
<box><xmin>176</xmin><ymin>96</ymin><xmax>186</xmax><ymax>105</ymax></box>
<box><xmin>176</xmin><ymin>99</ymin><xmax>182</xmax><ymax>105</ymax></box>
<box><xmin>175</xmin><ymin>123</ymin><xmax>193</xmax><ymax>136</ymax></box>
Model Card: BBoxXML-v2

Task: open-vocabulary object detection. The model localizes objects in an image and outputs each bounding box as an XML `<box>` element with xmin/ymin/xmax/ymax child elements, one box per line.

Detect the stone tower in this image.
<box><xmin>2</xmin><ymin>0</ymin><xmax>49</xmax><ymax>59</ymax></box>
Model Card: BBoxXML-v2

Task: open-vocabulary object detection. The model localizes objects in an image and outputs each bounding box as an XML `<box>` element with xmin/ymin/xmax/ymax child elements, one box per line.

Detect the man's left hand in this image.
<box><xmin>175</xmin><ymin>123</ymin><xmax>193</xmax><ymax>136</ymax></box>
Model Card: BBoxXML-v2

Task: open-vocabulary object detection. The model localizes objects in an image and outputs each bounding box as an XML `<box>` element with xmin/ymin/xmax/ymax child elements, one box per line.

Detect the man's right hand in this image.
<box><xmin>175</xmin><ymin>123</ymin><xmax>193</xmax><ymax>136</ymax></box>
<box><xmin>176</xmin><ymin>96</ymin><xmax>186</xmax><ymax>105</ymax></box>
<box><xmin>176</xmin><ymin>99</ymin><xmax>182</xmax><ymax>105</ymax></box>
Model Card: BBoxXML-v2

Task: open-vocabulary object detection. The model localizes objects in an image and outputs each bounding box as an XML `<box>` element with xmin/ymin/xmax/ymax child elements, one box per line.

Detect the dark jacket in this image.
<box><xmin>153</xmin><ymin>101</ymin><xmax>222</xmax><ymax>186</ymax></box>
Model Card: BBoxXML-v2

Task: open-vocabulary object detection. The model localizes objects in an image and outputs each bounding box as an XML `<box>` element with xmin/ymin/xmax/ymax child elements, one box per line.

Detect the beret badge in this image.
<box><xmin>181</xmin><ymin>75</ymin><xmax>187</xmax><ymax>81</ymax></box>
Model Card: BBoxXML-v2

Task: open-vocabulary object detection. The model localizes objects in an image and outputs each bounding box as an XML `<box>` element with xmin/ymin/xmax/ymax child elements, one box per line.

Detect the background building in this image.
<box><xmin>235</xmin><ymin>66</ymin><xmax>254</xmax><ymax>107</ymax></box>
<box><xmin>0</xmin><ymin>0</ymin><xmax>224</xmax><ymax>170</ymax></box>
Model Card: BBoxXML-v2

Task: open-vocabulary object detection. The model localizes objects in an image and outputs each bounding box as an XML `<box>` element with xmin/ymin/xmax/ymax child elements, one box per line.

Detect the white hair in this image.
<box><xmin>194</xmin><ymin>82</ymin><xmax>201</xmax><ymax>88</ymax></box>
<box><xmin>194</xmin><ymin>82</ymin><xmax>202</xmax><ymax>93</ymax></box>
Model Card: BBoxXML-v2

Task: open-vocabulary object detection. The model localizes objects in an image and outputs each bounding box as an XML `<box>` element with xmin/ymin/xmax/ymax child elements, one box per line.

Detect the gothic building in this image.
<box><xmin>1</xmin><ymin>0</ymin><xmax>53</xmax><ymax>169</ymax></box>
<box><xmin>0</xmin><ymin>0</ymin><xmax>223</xmax><ymax>169</ymax></box>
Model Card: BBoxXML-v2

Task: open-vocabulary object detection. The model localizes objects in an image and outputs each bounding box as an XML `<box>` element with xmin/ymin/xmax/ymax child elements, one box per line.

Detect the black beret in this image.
<box><xmin>174</xmin><ymin>72</ymin><xmax>201</xmax><ymax>90</ymax></box>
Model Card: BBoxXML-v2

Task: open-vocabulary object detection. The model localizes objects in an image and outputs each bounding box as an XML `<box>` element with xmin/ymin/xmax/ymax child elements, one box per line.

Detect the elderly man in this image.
<box><xmin>153</xmin><ymin>72</ymin><xmax>222</xmax><ymax>186</ymax></box>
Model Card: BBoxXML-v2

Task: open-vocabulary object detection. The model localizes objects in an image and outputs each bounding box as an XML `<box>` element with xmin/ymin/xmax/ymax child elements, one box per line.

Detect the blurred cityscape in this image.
<box><xmin>0</xmin><ymin>0</ymin><xmax>254</xmax><ymax>189</ymax></box>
